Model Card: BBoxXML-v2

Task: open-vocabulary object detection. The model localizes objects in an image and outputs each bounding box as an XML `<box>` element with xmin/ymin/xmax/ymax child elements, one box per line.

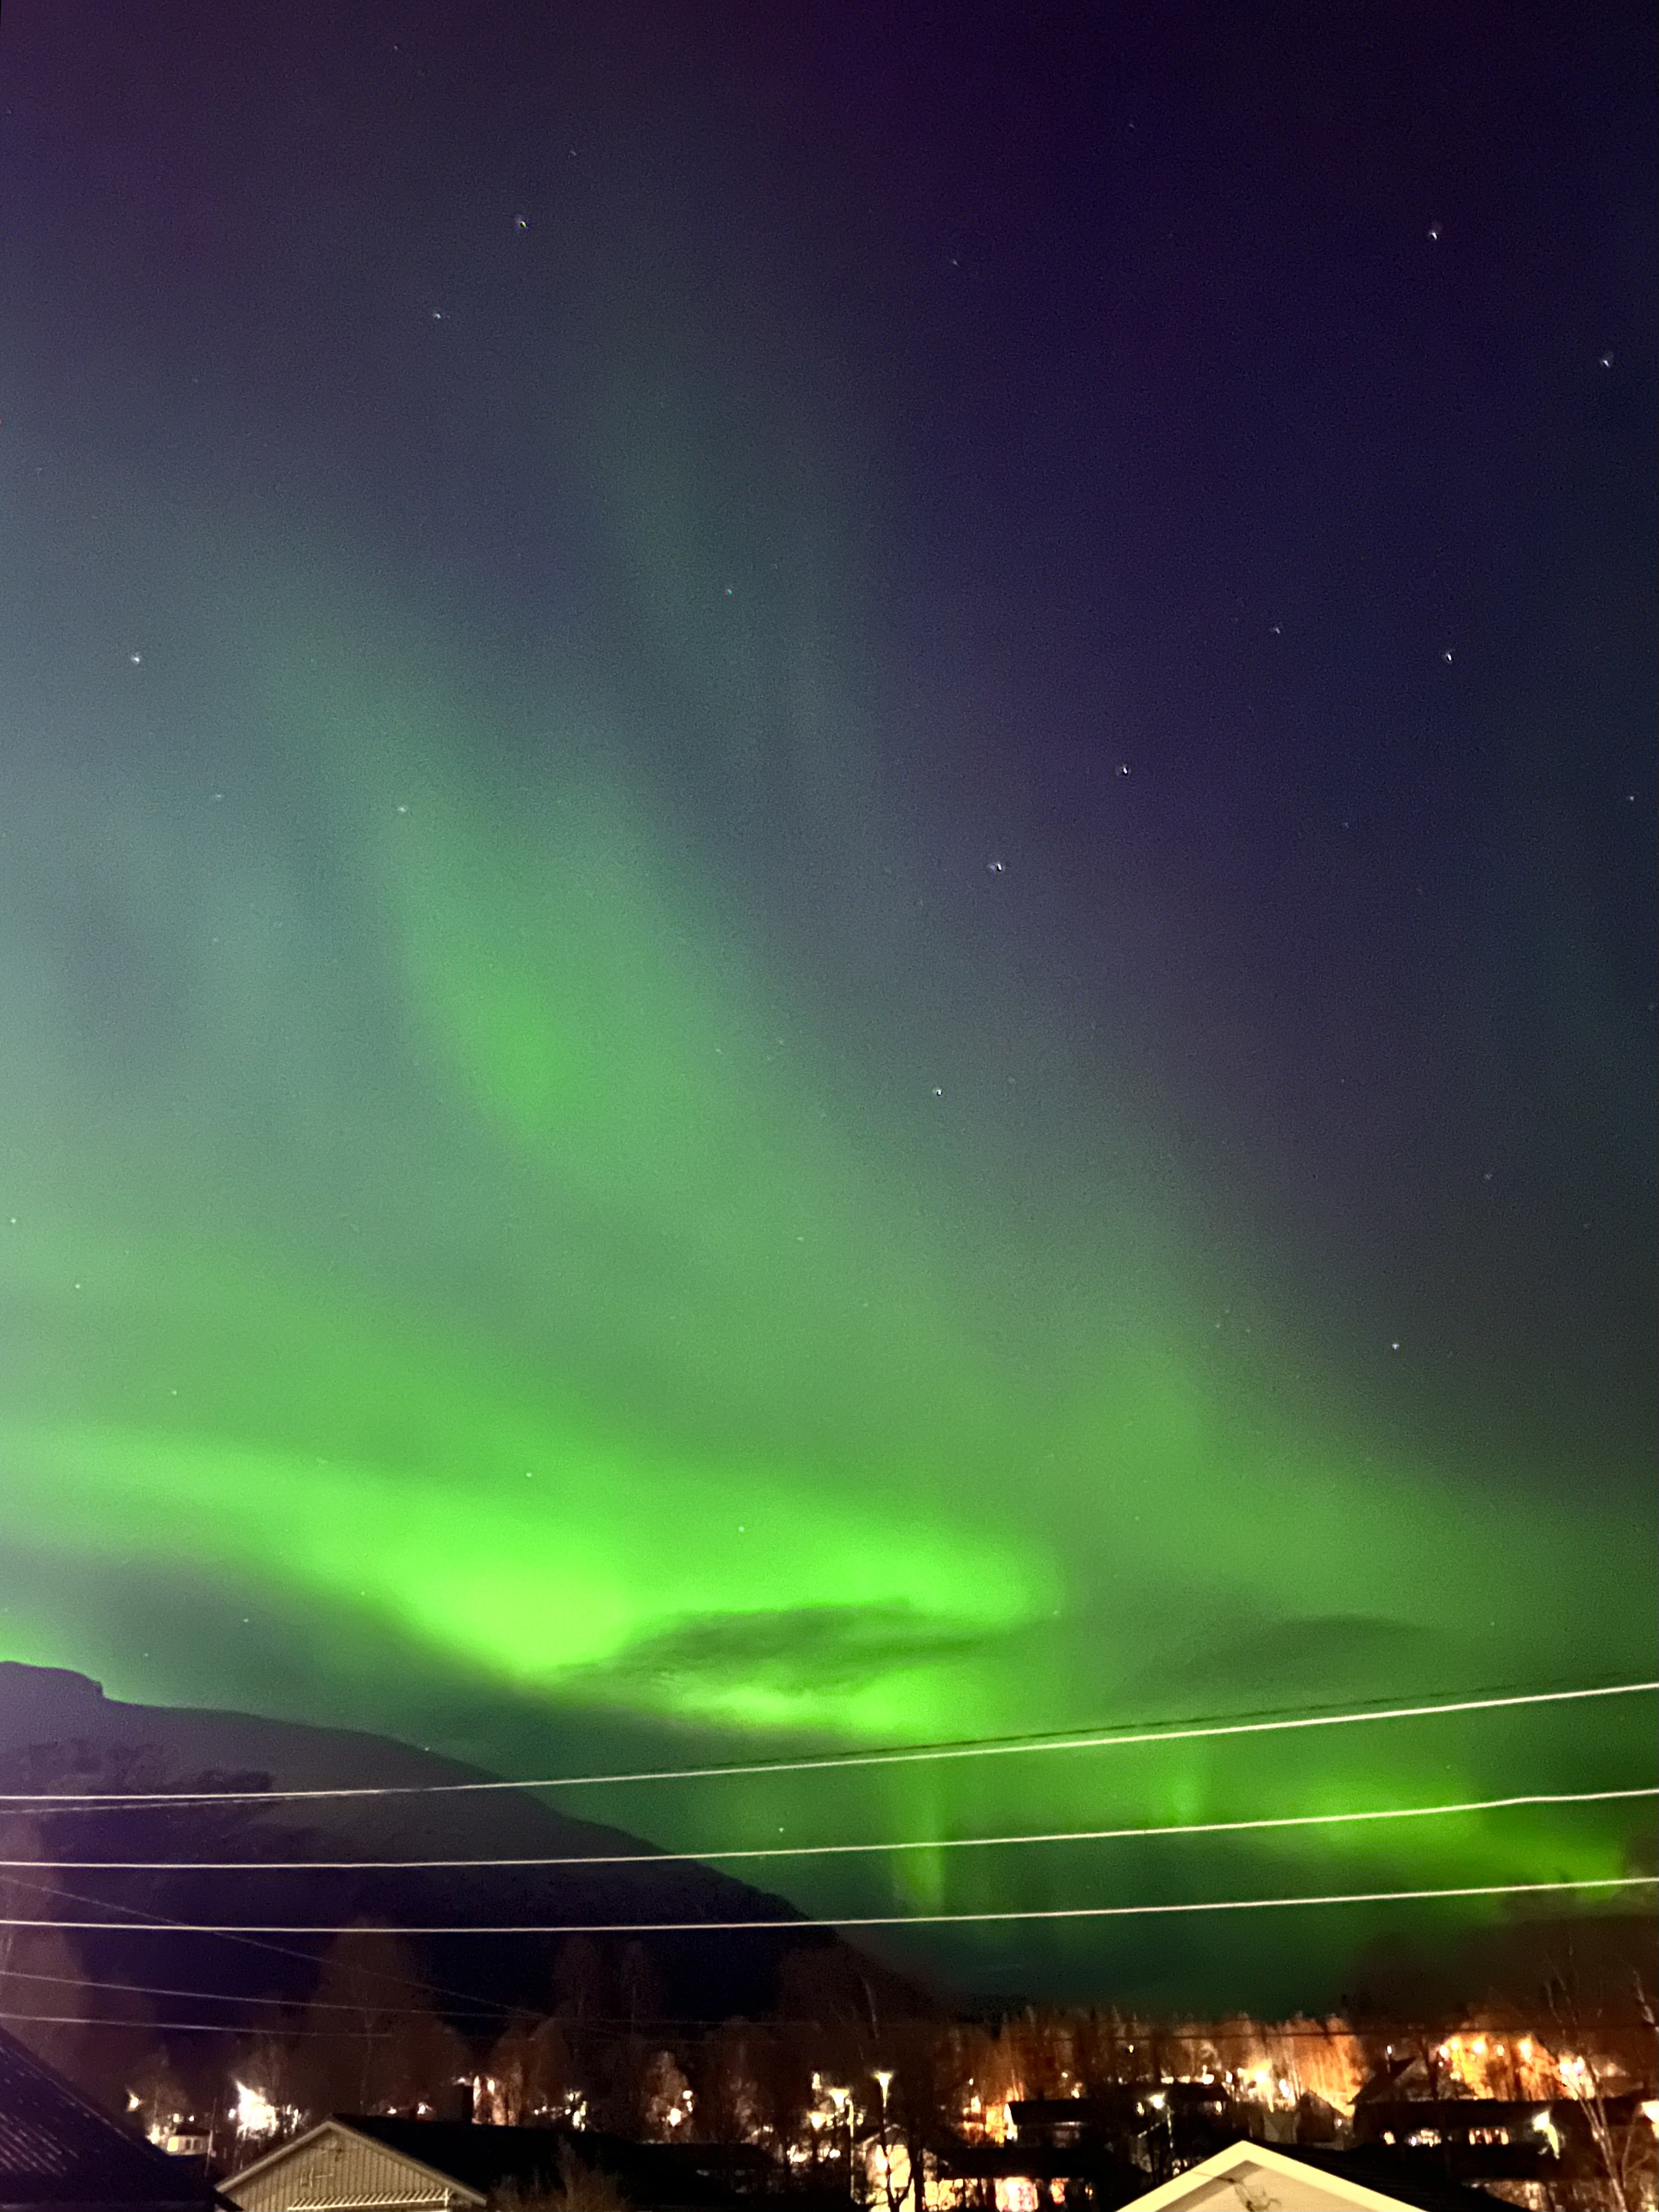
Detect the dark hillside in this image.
<box><xmin>0</xmin><ymin>1664</ymin><xmax>926</xmax><ymax>2043</ymax></box>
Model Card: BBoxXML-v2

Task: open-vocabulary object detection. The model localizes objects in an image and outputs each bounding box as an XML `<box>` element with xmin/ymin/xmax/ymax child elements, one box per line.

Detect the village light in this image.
<box><xmin>234</xmin><ymin>2084</ymin><xmax>281</xmax><ymax>2141</ymax></box>
<box><xmin>874</xmin><ymin>2070</ymin><xmax>895</xmax><ymax>2103</ymax></box>
<box><xmin>1532</xmin><ymin>2112</ymin><xmax>1563</xmax><ymax>2157</ymax></box>
<box><xmin>825</xmin><ymin>2085</ymin><xmax>855</xmax><ymax>2170</ymax></box>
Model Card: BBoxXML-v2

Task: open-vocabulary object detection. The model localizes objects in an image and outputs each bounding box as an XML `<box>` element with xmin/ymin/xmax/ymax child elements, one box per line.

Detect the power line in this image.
<box><xmin>7</xmin><ymin>1785</ymin><xmax>1650</xmax><ymax>1872</ymax></box>
<box><xmin>0</xmin><ymin>2010</ymin><xmax>283</xmax><ymax>2035</ymax></box>
<box><xmin>0</xmin><ymin>2002</ymin><xmax>764</xmax><ymax>2041</ymax></box>
<box><xmin>2</xmin><ymin>1873</ymin><xmax>1652</xmax><ymax>1934</ymax></box>
<box><xmin>0</xmin><ymin>2007</ymin><xmax>498</xmax><ymax>2041</ymax></box>
<box><xmin>0</xmin><ymin>1962</ymin><xmax>494</xmax><ymax>2021</ymax></box>
<box><xmin>16</xmin><ymin>2000</ymin><xmax>1650</xmax><ymax>2039</ymax></box>
<box><xmin>0</xmin><ymin>2008</ymin><xmax>436</xmax><ymax>2039</ymax></box>
<box><xmin>0</xmin><ymin>2005</ymin><xmax>831</xmax><ymax>2043</ymax></box>
<box><xmin>0</xmin><ymin>1862</ymin><xmax>500</xmax><ymax>2020</ymax></box>
<box><xmin>5</xmin><ymin>1679</ymin><xmax>1652</xmax><ymax>1808</ymax></box>
<box><xmin>12</xmin><ymin>1990</ymin><xmax>1631</xmax><ymax>2039</ymax></box>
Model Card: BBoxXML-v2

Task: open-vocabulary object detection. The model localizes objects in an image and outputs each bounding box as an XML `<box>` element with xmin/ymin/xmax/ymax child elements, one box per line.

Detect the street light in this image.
<box><xmin>827</xmin><ymin>2086</ymin><xmax>853</xmax><ymax>2191</ymax></box>
<box><xmin>871</xmin><ymin>2071</ymin><xmax>902</xmax><ymax>2212</ymax></box>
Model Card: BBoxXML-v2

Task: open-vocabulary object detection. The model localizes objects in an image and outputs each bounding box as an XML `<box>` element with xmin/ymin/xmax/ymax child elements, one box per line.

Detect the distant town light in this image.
<box><xmin>233</xmin><ymin>2082</ymin><xmax>281</xmax><ymax>2140</ymax></box>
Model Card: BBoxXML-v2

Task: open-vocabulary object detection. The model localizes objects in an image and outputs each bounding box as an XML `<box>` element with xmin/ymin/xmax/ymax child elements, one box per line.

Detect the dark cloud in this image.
<box><xmin>1141</xmin><ymin>1616</ymin><xmax>1444</xmax><ymax>1702</ymax></box>
<box><xmin>578</xmin><ymin>1605</ymin><xmax>1002</xmax><ymax>1701</ymax></box>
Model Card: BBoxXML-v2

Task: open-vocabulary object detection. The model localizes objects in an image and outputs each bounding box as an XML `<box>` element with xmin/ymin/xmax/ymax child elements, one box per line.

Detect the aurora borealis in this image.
<box><xmin>0</xmin><ymin>0</ymin><xmax>1653</xmax><ymax>2008</ymax></box>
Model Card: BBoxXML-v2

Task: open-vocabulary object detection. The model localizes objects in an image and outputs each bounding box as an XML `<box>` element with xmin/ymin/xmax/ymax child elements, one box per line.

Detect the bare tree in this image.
<box><xmin>296</xmin><ymin>1923</ymin><xmax>464</xmax><ymax>2117</ymax></box>
<box><xmin>0</xmin><ymin>1815</ymin><xmax>88</xmax><ymax>2076</ymax></box>
<box><xmin>492</xmin><ymin>2144</ymin><xmax>630</xmax><ymax>2211</ymax></box>
<box><xmin>1542</xmin><ymin>1967</ymin><xmax>1658</xmax><ymax>2212</ymax></box>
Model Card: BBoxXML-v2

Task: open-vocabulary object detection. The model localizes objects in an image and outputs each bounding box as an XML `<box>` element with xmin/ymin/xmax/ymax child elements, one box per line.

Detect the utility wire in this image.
<box><xmin>0</xmin><ymin>1961</ymin><xmax>492</xmax><ymax>2020</ymax></box>
<box><xmin>2</xmin><ymin>1872</ymin><xmax>1652</xmax><ymax>1934</ymax></box>
<box><xmin>9</xmin><ymin>1986</ymin><xmax>1639</xmax><ymax>2037</ymax></box>
<box><xmin>17</xmin><ymin>2001</ymin><xmax>1646</xmax><ymax>2039</ymax></box>
<box><xmin>7</xmin><ymin>1785</ymin><xmax>1650</xmax><ymax>1872</ymax></box>
<box><xmin>0</xmin><ymin>1862</ymin><xmax>498</xmax><ymax>2020</ymax></box>
<box><xmin>0</xmin><ymin>2009</ymin><xmax>327</xmax><ymax>2035</ymax></box>
<box><xmin>0</xmin><ymin>1961</ymin><xmax>701</xmax><ymax>2041</ymax></box>
<box><xmin>0</xmin><ymin>2008</ymin><xmax>475</xmax><ymax>2039</ymax></box>
<box><xmin>5</xmin><ymin>1679</ymin><xmax>1652</xmax><ymax>1807</ymax></box>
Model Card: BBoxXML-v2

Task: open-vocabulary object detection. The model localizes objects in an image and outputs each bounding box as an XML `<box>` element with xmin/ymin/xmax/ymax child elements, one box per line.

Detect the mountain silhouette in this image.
<box><xmin>0</xmin><ymin>1663</ymin><xmax>922</xmax><ymax>2040</ymax></box>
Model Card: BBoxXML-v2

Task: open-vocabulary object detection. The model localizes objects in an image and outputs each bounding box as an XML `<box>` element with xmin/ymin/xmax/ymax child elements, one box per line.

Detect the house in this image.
<box><xmin>1009</xmin><ymin>2088</ymin><xmax>1235</xmax><ymax>2172</ymax></box>
<box><xmin>225</xmin><ymin>2118</ymin><xmax>786</xmax><ymax>2212</ymax></box>
<box><xmin>0</xmin><ymin>2024</ymin><xmax>222</xmax><ymax>2212</ymax></box>
<box><xmin>921</xmin><ymin>2089</ymin><xmax>1232</xmax><ymax>2207</ymax></box>
<box><xmin>922</xmin><ymin>2130</ymin><xmax>1148</xmax><ymax>2210</ymax></box>
<box><xmin>1110</xmin><ymin>2139</ymin><xmax>1504</xmax><ymax>2209</ymax></box>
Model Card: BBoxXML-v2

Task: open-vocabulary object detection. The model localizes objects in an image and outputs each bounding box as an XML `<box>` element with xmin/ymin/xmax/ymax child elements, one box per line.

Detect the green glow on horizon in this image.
<box><xmin>0</xmin><ymin>511</ymin><xmax>1651</xmax><ymax>2005</ymax></box>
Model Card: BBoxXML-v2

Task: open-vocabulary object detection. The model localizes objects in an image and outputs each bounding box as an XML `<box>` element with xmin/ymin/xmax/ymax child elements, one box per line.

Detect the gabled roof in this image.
<box><xmin>0</xmin><ymin>2025</ymin><xmax>221</xmax><ymax>2212</ymax></box>
<box><xmin>227</xmin><ymin>2119</ymin><xmax>774</xmax><ymax>2212</ymax></box>
<box><xmin>1112</xmin><ymin>2137</ymin><xmax>1503</xmax><ymax>2210</ymax></box>
<box><xmin>349</xmin><ymin>2120</ymin><xmax>769</xmax><ymax>2206</ymax></box>
<box><xmin>1353</xmin><ymin>2056</ymin><xmax>1432</xmax><ymax>2106</ymax></box>
<box><xmin>224</xmin><ymin>2120</ymin><xmax>488</xmax><ymax>2211</ymax></box>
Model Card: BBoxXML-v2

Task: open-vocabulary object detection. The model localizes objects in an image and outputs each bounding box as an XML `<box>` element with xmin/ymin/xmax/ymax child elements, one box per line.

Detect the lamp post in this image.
<box><xmin>872</xmin><ymin>2070</ymin><xmax>903</xmax><ymax>2212</ymax></box>
<box><xmin>827</xmin><ymin>2086</ymin><xmax>853</xmax><ymax>2196</ymax></box>
<box><xmin>1146</xmin><ymin>2091</ymin><xmax>1173</xmax><ymax>2178</ymax></box>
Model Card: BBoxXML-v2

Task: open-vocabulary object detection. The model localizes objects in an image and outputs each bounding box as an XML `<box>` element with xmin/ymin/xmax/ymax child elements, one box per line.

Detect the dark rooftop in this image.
<box><xmin>0</xmin><ymin>2027</ymin><xmax>221</xmax><ymax>2212</ymax></box>
<box><xmin>343</xmin><ymin>2120</ymin><xmax>809</xmax><ymax>2211</ymax></box>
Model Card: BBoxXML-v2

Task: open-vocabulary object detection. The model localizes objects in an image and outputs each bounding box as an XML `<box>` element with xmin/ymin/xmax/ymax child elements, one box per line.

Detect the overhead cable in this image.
<box><xmin>0</xmin><ymin>1961</ymin><xmax>494</xmax><ymax>2019</ymax></box>
<box><xmin>4</xmin><ymin>1678</ymin><xmax>1653</xmax><ymax>1807</ymax></box>
<box><xmin>7</xmin><ymin>1784</ymin><xmax>1650</xmax><ymax>1872</ymax></box>
<box><xmin>0</xmin><ymin>1861</ymin><xmax>496</xmax><ymax>2017</ymax></box>
<box><xmin>2</xmin><ymin>1872</ymin><xmax>1651</xmax><ymax>1934</ymax></box>
<box><xmin>17</xmin><ymin>2002</ymin><xmax>1639</xmax><ymax>2039</ymax></box>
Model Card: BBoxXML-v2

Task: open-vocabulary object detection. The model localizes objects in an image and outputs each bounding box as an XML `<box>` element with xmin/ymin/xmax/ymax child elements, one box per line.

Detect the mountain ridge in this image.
<box><xmin>0</xmin><ymin>1660</ymin><xmax>922</xmax><ymax>2036</ymax></box>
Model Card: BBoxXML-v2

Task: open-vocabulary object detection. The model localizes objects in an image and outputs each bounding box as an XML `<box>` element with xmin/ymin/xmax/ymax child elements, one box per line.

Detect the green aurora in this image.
<box><xmin>0</xmin><ymin>517</ymin><xmax>1650</xmax><ymax>2004</ymax></box>
<box><xmin>0</xmin><ymin>0</ymin><xmax>1652</xmax><ymax>2009</ymax></box>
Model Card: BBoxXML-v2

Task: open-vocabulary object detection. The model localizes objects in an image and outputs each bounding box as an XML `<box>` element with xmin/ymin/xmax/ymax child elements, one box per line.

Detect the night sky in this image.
<box><xmin>0</xmin><ymin>0</ymin><xmax>1653</xmax><ymax>2009</ymax></box>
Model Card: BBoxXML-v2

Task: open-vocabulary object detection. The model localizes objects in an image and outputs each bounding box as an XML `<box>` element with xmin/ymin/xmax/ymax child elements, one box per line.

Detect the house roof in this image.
<box><xmin>0</xmin><ymin>2025</ymin><xmax>222</xmax><ymax>2212</ymax></box>
<box><xmin>1112</xmin><ymin>2137</ymin><xmax>1506</xmax><ymax>2210</ymax></box>
<box><xmin>228</xmin><ymin>2120</ymin><xmax>786</xmax><ymax>2212</ymax></box>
